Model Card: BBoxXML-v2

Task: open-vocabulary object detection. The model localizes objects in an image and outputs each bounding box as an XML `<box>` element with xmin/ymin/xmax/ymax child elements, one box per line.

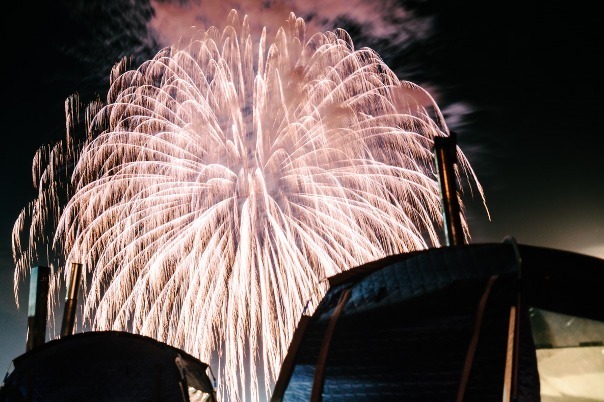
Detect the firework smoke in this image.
<box><xmin>149</xmin><ymin>0</ymin><xmax>433</xmax><ymax>48</ymax></box>
<box><xmin>13</xmin><ymin>10</ymin><xmax>485</xmax><ymax>402</ymax></box>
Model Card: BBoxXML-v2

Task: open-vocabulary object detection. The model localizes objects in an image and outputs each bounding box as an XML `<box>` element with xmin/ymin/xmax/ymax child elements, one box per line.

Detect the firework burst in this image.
<box><xmin>13</xmin><ymin>10</ymin><xmax>484</xmax><ymax>401</ymax></box>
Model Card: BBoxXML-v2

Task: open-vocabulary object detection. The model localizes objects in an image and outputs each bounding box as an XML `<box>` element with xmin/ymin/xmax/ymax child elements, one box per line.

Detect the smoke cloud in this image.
<box><xmin>149</xmin><ymin>0</ymin><xmax>434</xmax><ymax>49</ymax></box>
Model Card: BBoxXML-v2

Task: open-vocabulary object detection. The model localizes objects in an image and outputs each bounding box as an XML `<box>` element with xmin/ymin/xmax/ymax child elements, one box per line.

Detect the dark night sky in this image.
<box><xmin>2</xmin><ymin>0</ymin><xmax>603</xmax><ymax>379</ymax></box>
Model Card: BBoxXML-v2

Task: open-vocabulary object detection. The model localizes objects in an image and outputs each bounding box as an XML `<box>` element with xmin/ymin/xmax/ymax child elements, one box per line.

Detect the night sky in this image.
<box><xmin>2</xmin><ymin>0</ymin><xmax>603</xmax><ymax>382</ymax></box>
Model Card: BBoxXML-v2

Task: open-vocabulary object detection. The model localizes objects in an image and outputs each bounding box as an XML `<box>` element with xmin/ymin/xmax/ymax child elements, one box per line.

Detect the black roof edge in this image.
<box><xmin>9</xmin><ymin>330</ymin><xmax>215</xmax><ymax>396</ymax></box>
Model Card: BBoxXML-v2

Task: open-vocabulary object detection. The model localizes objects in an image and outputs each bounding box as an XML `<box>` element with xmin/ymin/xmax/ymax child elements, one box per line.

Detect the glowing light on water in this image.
<box><xmin>13</xmin><ymin>10</ymin><xmax>485</xmax><ymax>401</ymax></box>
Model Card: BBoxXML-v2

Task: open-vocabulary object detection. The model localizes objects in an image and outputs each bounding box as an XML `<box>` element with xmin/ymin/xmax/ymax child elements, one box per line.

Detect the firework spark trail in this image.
<box><xmin>13</xmin><ymin>10</ymin><xmax>485</xmax><ymax>402</ymax></box>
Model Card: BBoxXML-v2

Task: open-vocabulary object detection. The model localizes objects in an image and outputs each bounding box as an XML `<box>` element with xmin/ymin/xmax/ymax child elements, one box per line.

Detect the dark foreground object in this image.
<box><xmin>272</xmin><ymin>242</ymin><xmax>604</xmax><ymax>401</ymax></box>
<box><xmin>0</xmin><ymin>330</ymin><xmax>216</xmax><ymax>402</ymax></box>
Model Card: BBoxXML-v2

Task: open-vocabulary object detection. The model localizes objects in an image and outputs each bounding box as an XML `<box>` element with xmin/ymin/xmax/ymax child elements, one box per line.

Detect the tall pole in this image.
<box><xmin>433</xmin><ymin>132</ymin><xmax>465</xmax><ymax>246</ymax></box>
<box><xmin>61</xmin><ymin>262</ymin><xmax>83</xmax><ymax>337</ymax></box>
<box><xmin>26</xmin><ymin>266</ymin><xmax>50</xmax><ymax>351</ymax></box>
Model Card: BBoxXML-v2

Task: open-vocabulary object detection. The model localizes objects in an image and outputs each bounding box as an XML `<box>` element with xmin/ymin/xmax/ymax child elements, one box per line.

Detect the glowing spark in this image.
<box><xmin>13</xmin><ymin>10</ymin><xmax>485</xmax><ymax>401</ymax></box>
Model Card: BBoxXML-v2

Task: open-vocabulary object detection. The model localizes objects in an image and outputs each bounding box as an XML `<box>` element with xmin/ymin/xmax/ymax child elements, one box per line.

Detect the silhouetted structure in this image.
<box><xmin>25</xmin><ymin>266</ymin><xmax>50</xmax><ymax>352</ymax></box>
<box><xmin>0</xmin><ymin>331</ymin><xmax>216</xmax><ymax>402</ymax></box>
<box><xmin>272</xmin><ymin>241</ymin><xmax>604</xmax><ymax>401</ymax></box>
<box><xmin>434</xmin><ymin>132</ymin><xmax>465</xmax><ymax>246</ymax></box>
<box><xmin>60</xmin><ymin>263</ymin><xmax>82</xmax><ymax>338</ymax></box>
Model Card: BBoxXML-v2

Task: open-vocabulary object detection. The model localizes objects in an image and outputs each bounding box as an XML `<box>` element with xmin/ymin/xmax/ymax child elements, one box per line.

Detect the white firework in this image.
<box><xmin>13</xmin><ymin>10</ymin><xmax>484</xmax><ymax>402</ymax></box>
